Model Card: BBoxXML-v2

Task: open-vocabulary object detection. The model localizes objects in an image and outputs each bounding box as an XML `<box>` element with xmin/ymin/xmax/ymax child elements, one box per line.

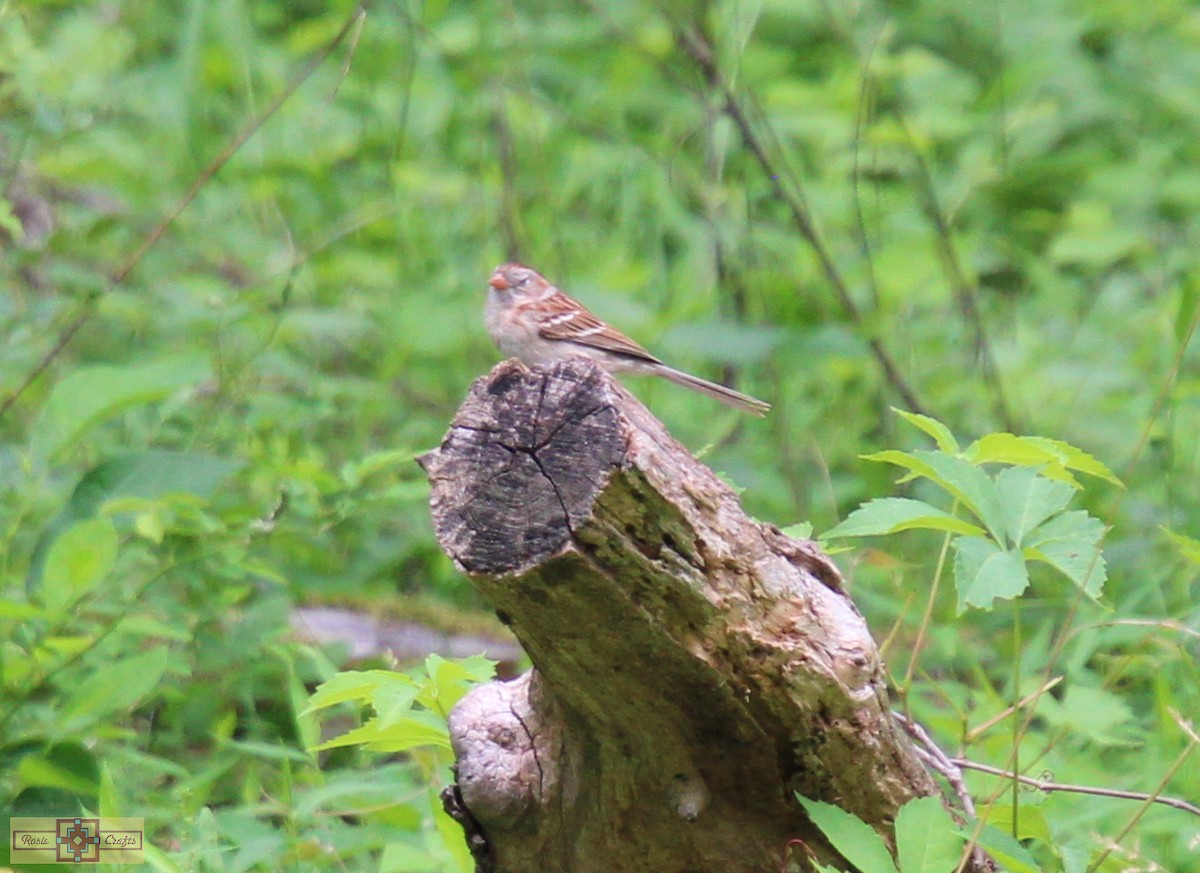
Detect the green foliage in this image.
<box><xmin>305</xmin><ymin>655</ymin><xmax>495</xmax><ymax>754</ymax></box>
<box><xmin>796</xmin><ymin>794</ymin><xmax>1030</xmax><ymax>873</ymax></box>
<box><xmin>826</xmin><ymin>412</ymin><xmax>1115</xmax><ymax>610</ymax></box>
<box><xmin>303</xmin><ymin>656</ymin><xmax>496</xmax><ymax>873</ymax></box>
<box><xmin>0</xmin><ymin>0</ymin><xmax>1197</xmax><ymax>871</ymax></box>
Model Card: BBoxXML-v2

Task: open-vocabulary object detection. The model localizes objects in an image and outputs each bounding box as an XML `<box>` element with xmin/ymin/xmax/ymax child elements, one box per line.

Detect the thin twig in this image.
<box><xmin>895</xmin><ymin>713</ymin><xmax>995</xmax><ymax>873</ymax></box>
<box><xmin>964</xmin><ymin>675</ymin><xmax>1063</xmax><ymax>744</ymax></box>
<box><xmin>954</xmin><ymin>758</ymin><xmax>1200</xmax><ymax>820</ymax></box>
<box><xmin>896</xmin><ymin>713</ymin><xmax>976</xmax><ymax>819</ymax></box>
<box><xmin>850</xmin><ymin>24</ymin><xmax>890</xmax><ymax>312</ymax></box>
<box><xmin>491</xmin><ymin>91</ymin><xmax>524</xmax><ymax>263</ymax></box>
<box><xmin>673</xmin><ymin>23</ymin><xmax>929</xmax><ymax>416</ymax></box>
<box><xmin>0</xmin><ymin>3</ymin><xmax>369</xmax><ymax>423</ymax></box>
<box><xmin>1085</xmin><ymin>712</ymin><xmax>1199</xmax><ymax>872</ymax></box>
<box><xmin>900</xmin><ymin>119</ymin><xmax>1016</xmax><ymax>431</ymax></box>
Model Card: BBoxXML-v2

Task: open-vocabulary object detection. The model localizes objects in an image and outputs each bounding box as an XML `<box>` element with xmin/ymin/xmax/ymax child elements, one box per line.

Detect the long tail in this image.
<box><xmin>654</xmin><ymin>365</ymin><xmax>771</xmax><ymax>416</ymax></box>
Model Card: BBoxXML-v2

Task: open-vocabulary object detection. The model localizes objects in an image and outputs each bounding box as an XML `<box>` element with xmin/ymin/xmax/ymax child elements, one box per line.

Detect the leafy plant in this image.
<box><xmin>304</xmin><ymin>655</ymin><xmax>498</xmax><ymax>873</ymax></box>
<box><xmin>825</xmin><ymin>411</ymin><xmax>1120</xmax><ymax>612</ymax></box>
<box><xmin>793</xmin><ymin>794</ymin><xmax>1042</xmax><ymax>873</ymax></box>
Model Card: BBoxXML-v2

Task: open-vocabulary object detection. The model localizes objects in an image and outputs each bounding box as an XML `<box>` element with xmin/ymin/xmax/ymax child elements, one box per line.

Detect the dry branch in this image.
<box><xmin>419</xmin><ymin>360</ymin><xmax>971</xmax><ymax>873</ymax></box>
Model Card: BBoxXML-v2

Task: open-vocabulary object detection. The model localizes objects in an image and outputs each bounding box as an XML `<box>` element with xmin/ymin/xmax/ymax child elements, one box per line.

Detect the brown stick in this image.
<box><xmin>673</xmin><ymin>24</ymin><xmax>929</xmax><ymax>417</ymax></box>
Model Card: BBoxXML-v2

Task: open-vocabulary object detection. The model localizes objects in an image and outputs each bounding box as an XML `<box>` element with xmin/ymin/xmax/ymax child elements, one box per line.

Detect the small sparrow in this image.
<box><xmin>485</xmin><ymin>263</ymin><xmax>770</xmax><ymax>416</ymax></box>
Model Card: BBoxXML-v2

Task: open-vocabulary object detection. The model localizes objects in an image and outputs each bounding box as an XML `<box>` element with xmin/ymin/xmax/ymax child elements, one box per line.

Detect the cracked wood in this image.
<box><xmin>418</xmin><ymin>360</ymin><xmax>980</xmax><ymax>873</ymax></box>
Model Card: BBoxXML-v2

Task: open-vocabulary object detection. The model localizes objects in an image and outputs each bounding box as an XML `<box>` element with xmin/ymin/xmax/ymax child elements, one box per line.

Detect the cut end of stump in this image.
<box><xmin>419</xmin><ymin>360</ymin><xmax>627</xmax><ymax>576</ymax></box>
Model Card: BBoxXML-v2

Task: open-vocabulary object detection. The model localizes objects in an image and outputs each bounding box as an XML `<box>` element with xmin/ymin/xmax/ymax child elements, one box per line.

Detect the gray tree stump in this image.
<box><xmin>417</xmin><ymin>360</ymin><xmax>958</xmax><ymax>873</ymax></box>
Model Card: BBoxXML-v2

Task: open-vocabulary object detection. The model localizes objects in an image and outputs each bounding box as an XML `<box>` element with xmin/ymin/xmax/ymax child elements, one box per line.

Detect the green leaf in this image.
<box><xmin>41</xmin><ymin>516</ymin><xmax>119</xmax><ymax>607</ymax></box>
<box><xmin>374</xmin><ymin>681</ymin><xmax>422</xmax><ymax>728</ymax></box>
<box><xmin>310</xmin><ymin>718</ymin><xmax>386</xmax><ymax>752</ymax></box>
<box><xmin>1176</xmin><ymin>275</ymin><xmax>1200</xmax><ymax>348</ymax></box>
<box><xmin>61</xmin><ymin>647</ymin><xmax>170</xmax><ymax>723</ymax></box>
<box><xmin>995</xmin><ymin>467</ymin><xmax>1074</xmax><ymax>545</ymax></box>
<box><xmin>416</xmin><ymin>653</ymin><xmax>495</xmax><ymax>718</ymax></box>
<box><xmin>79</xmin><ymin>450</ymin><xmax>241</xmax><ymax>507</ymax></box>
<box><xmin>1024</xmin><ymin>511</ymin><xmax>1107</xmax><ymax>598</ymax></box>
<box><xmin>33</xmin><ymin>356</ymin><xmax>209</xmax><ymax>459</ymax></box>
<box><xmin>965</xmin><ymin>434</ymin><xmax>1122</xmax><ymax>487</ymax></box>
<box><xmin>365</xmin><ymin>711</ymin><xmax>452</xmax><ymax>752</ymax></box>
<box><xmin>892</xmin><ymin>408</ymin><xmax>959</xmax><ymax>453</ymax></box>
<box><xmin>824</xmin><ymin>498</ymin><xmax>986</xmax><ymax>539</ymax></box>
<box><xmin>982</xmin><ymin>803</ymin><xmax>1054</xmax><ymax>844</ymax></box>
<box><xmin>861</xmin><ymin>450</ymin><xmax>1005</xmax><ymax>541</ymax></box>
<box><xmin>0</xmin><ymin>598</ymin><xmax>48</xmax><ymax>620</ymax></box>
<box><xmin>380</xmin><ymin>841</ymin><xmax>440</xmax><ymax>873</ymax></box>
<box><xmin>27</xmin><ymin>451</ymin><xmax>240</xmax><ymax>589</ymax></box>
<box><xmin>16</xmin><ymin>743</ymin><xmax>99</xmax><ymax>796</ymax></box>
<box><xmin>1161</xmin><ymin>526</ymin><xmax>1200</xmax><ymax>565</ymax></box>
<box><xmin>953</xmin><ymin>536</ymin><xmax>1030</xmax><ymax>612</ymax></box>
<box><xmin>795</xmin><ymin>795</ymin><xmax>898</xmax><ymax>873</ymax></box>
<box><xmin>313</xmin><ymin>711</ymin><xmax>452</xmax><ymax>753</ymax></box>
<box><xmin>303</xmin><ymin>669</ymin><xmax>407</xmax><ymax>714</ymax></box>
<box><xmin>781</xmin><ymin>521</ymin><xmax>813</xmax><ymax>539</ymax></box>
<box><xmin>968</xmin><ymin>821</ymin><xmax>1041</xmax><ymax>873</ymax></box>
<box><xmin>1042</xmin><ymin>684</ymin><xmax>1135</xmax><ymax>746</ymax></box>
<box><xmin>895</xmin><ymin>796</ymin><xmax>965</xmax><ymax>873</ymax></box>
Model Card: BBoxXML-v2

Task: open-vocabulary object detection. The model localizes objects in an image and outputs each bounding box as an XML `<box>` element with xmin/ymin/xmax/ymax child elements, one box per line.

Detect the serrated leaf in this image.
<box><xmin>965</xmin><ymin>434</ymin><xmax>1121</xmax><ymax>487</ymax></box>
<box><xmin>953</xmin><ymin>536</ymin><xmax>1030</xmax><ymax>612</ymax></box>
<box><xmin>796</xmin><ymin>795</ymin><xmax>898</xmax><ymax>873</ymax></box>
<box><xmin>417</xmin><ymin>653</ymin><xmax>495</xmax><ymax>718</ymax></box>
<box><xmin>824</xmin><ymin>498</ymin><xmax>985</xmax><ymax>539</ymax></box>
<box><xmin>861</xmin><ymin>450</ymin><xmax>1005</xmax><ymax>540</ymax></box>
<box><xmin>995</xmin><ymin>467</ymin><xmax>1074</xmax><ymax>545</ymax></box>
<box><xmin>892</xmin><ymin>408</ymin><xmax>959</xmax><ymax>453</ymax></box>
<box><xmin>41</xmin><ymin>516</ymin><xmax>119</xmax><ymax>607</ymax></box>
<box><xmin>895</xmin><ymin>796</ymin><xmax>965</xmax><ymax>873</ymax></box>
<box><xmin>365</xmin><ymin>711</ymin><xmax>452</xmax><ymax>752</ymax></box>
<box><xmin>1024</xmin><ymin>511</ymin><xmax>1107</xmax><ymax>597</ymax></box>
<box><xmin>304</xmin><ymin>669</ymin><xmax>411</xmax><ymax>714</ymax></box>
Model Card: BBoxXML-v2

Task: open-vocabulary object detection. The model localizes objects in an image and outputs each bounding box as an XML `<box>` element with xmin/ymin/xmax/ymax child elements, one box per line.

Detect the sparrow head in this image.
<box><xmin>489</xmin><ymin>263</ymin><xmax>547</xmax><ymax>301</ymax></box>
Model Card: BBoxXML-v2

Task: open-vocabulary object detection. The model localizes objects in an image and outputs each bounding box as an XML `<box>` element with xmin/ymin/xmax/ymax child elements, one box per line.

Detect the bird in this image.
<box><xmin>484</xmin><ymin>263</ymin><xmax>770</xmax><ymax>416</ymax></box>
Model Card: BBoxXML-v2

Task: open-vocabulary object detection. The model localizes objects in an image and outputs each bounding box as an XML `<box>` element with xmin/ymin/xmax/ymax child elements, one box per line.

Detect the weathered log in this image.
<box><xmin>418</xmin><ymin>360</ymin><xmax>959</xmax><ymax>873</ymax></box>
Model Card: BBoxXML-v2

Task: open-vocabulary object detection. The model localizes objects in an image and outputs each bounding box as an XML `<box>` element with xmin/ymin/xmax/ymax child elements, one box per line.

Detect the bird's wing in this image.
<box><xmin>532</xmin><ymin>295</ymin><xmax>662</xmax><ymax>364</ymax></box>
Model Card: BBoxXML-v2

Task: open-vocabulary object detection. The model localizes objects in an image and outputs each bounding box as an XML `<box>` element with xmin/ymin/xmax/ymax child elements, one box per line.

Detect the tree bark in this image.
<box><xmin>418</xmin><ymin>360</ymin><xmax>960</xmax><ymax>873</ymax></box>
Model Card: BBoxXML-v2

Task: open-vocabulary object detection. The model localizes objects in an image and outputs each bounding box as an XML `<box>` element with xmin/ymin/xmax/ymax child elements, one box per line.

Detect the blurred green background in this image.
<box><xmin>1</xmin><ymin>0</ymin><xmax>1197</xmax><ymax>870</ymax></box>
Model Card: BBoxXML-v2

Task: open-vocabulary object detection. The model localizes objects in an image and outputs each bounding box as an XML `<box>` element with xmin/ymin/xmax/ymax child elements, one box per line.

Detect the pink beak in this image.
<box><xmin>489</xmin><ymin>273</ymin><xmax>508</xmax><ymax>290</ymax></box>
